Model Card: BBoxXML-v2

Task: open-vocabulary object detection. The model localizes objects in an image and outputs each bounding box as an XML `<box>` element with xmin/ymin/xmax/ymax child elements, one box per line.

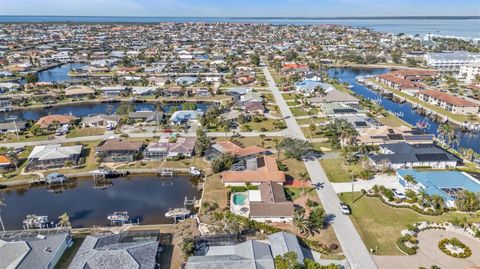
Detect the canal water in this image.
<box><xmin>20</xmin><ymin>63</ymin><xmax>87</xmax><ymax>84</ymax></box>
<box><xmin>328</xmin><ymin>67</ymin><xmax>480</xmax><ymax>153</ymax></box>
<box><xmin>0</xmin><ymin>102</ymin><xmax>210</xmax><ymax>122</ymax></box>
<box><xmin>0</xmin><ymin>175</ymin><xmax>200</xmax><ymax>230</ymax></box>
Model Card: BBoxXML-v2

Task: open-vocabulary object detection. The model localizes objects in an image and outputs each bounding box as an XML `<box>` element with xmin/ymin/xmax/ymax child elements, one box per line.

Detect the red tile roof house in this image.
<box><xmin>377</xmin><ymin>74</ymin><xmax>425</xmax><ymax>95</ymax></box>
<box><xmin>281</xmin><ymin>63</ymin><xmax>309</xmax><ymax>75</ymax></box>
<box><xmin>36</xmin><ymin>115</ymin><xmax>76</xmax><ymax>130</ymax></box>
<box><xmin>416</xmin><ymin>89</ymin><xmax>480</xmax><ymax>115</ymax></box>
<box><xmin>0</xmin><ymin>155</ymin><xmax>12</xmax><ymax>169</ymax></box>
<box><xmin>207</xmin><ymin>140</ymin><xmax>269</xmax><ymax>161</ymax></box>
<box><xmin>221</xmin><ymin>155</ymin><xmax>286</xmax><ymax>186</ymax></box>
<box><xmin>95</xmin><ymin>139</ymin><xmax>144</xmax><ymax>162</ymax></box>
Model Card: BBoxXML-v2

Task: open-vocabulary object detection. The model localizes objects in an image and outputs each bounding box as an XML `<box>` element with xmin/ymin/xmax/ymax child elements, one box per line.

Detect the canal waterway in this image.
<box><xmin>328</xmin><ymin>67</ymin><xmax>480</xmax><ymax>153</ymax></box>
<box><xmin>0</xmin><ymin>175</ymin><xmax>200</xmax><ymax>230</ymax></box>
<box><xmin>0</xmin><ymin>102</ymin><xmax>210</xmax><ymax>122</ymax></box>
<box><xmin>20</xmin><ymin>63</ymin><xmax>87</xmax><ymax>84</ymax></box>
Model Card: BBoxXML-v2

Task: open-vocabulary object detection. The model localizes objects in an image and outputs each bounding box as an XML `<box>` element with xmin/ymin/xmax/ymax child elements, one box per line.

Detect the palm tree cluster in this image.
<box><xmin>292</xmin><ymin>206</ymin><xmax>327</xmax><ymax>236</ymax></box>
<box><xmin>437</xmin><ymin>123</ymin><xmax>458</xmax><ymax>148</ymax></box>
<box><xmin>321</xmin><ymin>119</ymin><xmax>358</xmax><ymax>148</ymax></box>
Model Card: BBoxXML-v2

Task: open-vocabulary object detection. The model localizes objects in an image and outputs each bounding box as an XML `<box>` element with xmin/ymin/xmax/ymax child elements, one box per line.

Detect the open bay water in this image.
<box><xmin>1</xmin><ymin>16</ymin><xmax>479</xmax><ymax>39</ymax></box>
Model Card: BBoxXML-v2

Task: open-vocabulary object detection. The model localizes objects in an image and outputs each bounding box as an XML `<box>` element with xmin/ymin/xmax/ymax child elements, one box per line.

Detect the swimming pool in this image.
<box><xmin>397</xmin><ymin>169</ymin><xmax>480</xmax><ymax>203</ymax></box>
<box><xmin>232</xmin><ymin>193</ymin><xmax>248</xmax><ymax>206</ymax></box>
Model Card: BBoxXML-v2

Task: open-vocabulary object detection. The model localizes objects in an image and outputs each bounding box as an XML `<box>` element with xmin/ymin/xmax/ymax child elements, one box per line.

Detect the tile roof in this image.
<box><xmin>222</xmin><ymin>156</ymin><xmax>285</xmax><ymax>183</ymax></box>
<box><xmin>96</xmin><ymin>139</ymin><xmax>143</xmax><ymax>152</ymax></box>
<box><xmin>419</xmin><ymin>89</ymin><xmax>480</xmax><ymax>107</ymax></box>
<box><xmin>36</xmin><ymin>115</ymin><xmax>76</xmax><ymax>128</ymax></box>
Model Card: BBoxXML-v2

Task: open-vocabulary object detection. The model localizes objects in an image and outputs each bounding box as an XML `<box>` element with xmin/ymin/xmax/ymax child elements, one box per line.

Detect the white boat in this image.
<box><xmin>107</xmin><ymin>211</ymin><xmax>130</xmax><ymax>222</ymax></box>
<box><xmin>188</xmin><ymin>167</ymin><xmax>201</xmax><ymax>176</ymax></box>
<box><xmin>165</xmin><ymin>208</ymin><xmax>190</xmax><ymax>218</ymax></box>
<box><xmin>23</xmin><ymin>215</ymin><xmax>49</xmax><ymax>229</ymax></box>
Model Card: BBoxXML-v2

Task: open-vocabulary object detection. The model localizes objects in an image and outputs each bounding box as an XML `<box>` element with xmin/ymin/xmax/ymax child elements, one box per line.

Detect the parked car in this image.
<box><xmin>339</xmin><ymin>202</ymin><xmax>351</xmax><ymax>215</ymax></box>
<box><xmin>392</xmin><ymin>188</ymin><xmax>406</xmax><ymax>200</ymax></box>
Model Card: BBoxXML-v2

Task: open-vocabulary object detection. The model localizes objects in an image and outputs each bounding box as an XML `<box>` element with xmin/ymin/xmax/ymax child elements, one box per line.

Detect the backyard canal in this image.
<box><xmin>328</xmin><ymin>67</ymin><xmax>480</xmax><ymax>154</ymax></box>
<box><xmin>0</xmin><ymin>175</ymin><xmax>200</xmax><ymax>230</ymax></box>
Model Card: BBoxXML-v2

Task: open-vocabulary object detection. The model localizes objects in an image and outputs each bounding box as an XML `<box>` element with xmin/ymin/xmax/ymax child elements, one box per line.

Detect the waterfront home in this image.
<box><xmin>36</xmin><ymin>115</ymin><xmax>76</xmax><ymax>130</ymax></box>
<box><xmin>358</xmin><ymin>126</ymin><xmax>434</xmax><ymax>145</ymax></box>
<box><xmin>81</xmin><ymin>114</ymin><xmax>120</xmax><ymax>130</ymax></box>
<box><xmin>64</xmin><ymin>85</ymin><xmax>95</xmax><ymax>99</ymax></box>
<box><xmin>0</xmin><ymin>229</ymin><xmax>71</xmax><ymax>269</ymax></box>
<box><xmin>27</xmin><ymin>144</ymin><xmax>83</xmax><ymax>170</ymax></box>
<box><xmin>0</xmin><ymin>121</ymin><xmax>27</xmax><ymax>133</ymax></box>
<box><xmin>194</xmin><ymin>87</ymin><xmax>211</xmax><ymax>97</ymax></box>
<box><xmin>96</xmin><ymin>139</ymin><xmax>144</xmax><ymax>162</ymax></box>
<box><xmin>0</xmin><ymin>96</ymin><xmax>12</xmax><ymax>109</ymax></box>
<box><xmin>128</xmin><ymin>111</ymin><xmax>163</xmax><ymax>124</ymax></box>
<box><xmin>232</xmin><ymin>182</ymin><xmax>294</xmax><ymax>223</ymax></box>
<box><xmin>0</xmin><ymin>82</ymin><xmax>20</xmax><ymax>92</ymax></box>
<box><xmin>98</xmin><ymin>86</ymin><xmax>127</xmax><ymax>98</ymax></box>
<box><xmin>145</xmin><ymin>137</ymin><xmax>196</xmax><ymax>159</ymax></box>
<box><xmin>397</xmin><ymin>169</ymin><xmax>480</xmax><ymax>208</ymax></box>
<box><xmin>369</xmin><ymin>142</ymin><xmax>461</xmax><ymax>170</ymax></box>
<box><xmin>131</xmin><ymin>86</ymin><xmax>156</xmax><ymax>96</ymax></box>
<box><xmin>169</xmin><ymin>110</ymin><xmax>203</xmax><ymax>125</ymax></box>
<box><xmin>320</xmin><ymin>103</ymin><xmax>367</xmax><ymax>115</ymax></box>
<box><xmin>0</xmin><ymin>154</ymin><xmax>12</xmax><ymax>169</ymax></box>
<box><xmin>69</xmin><ymin>230</ymin><xmax>160</xmax><ymax>269</ymax></box>
<box><xmin>308</xmin><ymin>88</ymin><xmax>359</xmax><ymax>104</ymax></box>
<box><xmin>294</xmin><ymin>80</ymin><xmax>326</xmax><ymax>96</ymax></box>
<box><xmin>176</xmin><ymin>76</ymin><xmax>198</xmax><ymax>85</ymax></box>
<box><xmin>221</xmin><ymin>156</ymin><xmax>285</xmax><ymax>186</ymax></box>
<box><xmin>186</xmin><ymin>231</ymin><xmax>304</xmax><ymax>269</ymax></box>
<box><xmin>206</xmin><ymin>140</ymin><xmax>269</xmax><ymax>161</ymax></box>
<box><xmin>416</xmin><ymin>89</ymin><xmax>480</xmax><ymax>115</ymax></box>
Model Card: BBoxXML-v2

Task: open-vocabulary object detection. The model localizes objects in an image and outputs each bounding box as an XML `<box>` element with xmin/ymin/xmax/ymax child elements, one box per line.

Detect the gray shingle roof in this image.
<box><xmin>369</xmin><ymin>142</ymin><xmax>460</xmax><ymax>165</ymax></box>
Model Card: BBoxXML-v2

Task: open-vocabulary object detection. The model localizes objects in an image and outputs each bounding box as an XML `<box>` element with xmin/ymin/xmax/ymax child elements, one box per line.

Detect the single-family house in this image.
<box><xmin>27</xmin><ymin>144</ymin><xmax>83</xmax><ymax>170</ymax></box>
<box><xmin>0</xmin><ymin>155</ymin><xmax>12</xmax><ymax>169</ymax></box>
<box><xmin>128</xmin><ymin>111</ymin><xmax>163</xmax><ymax>123</ymax></box>
<box><xmin>64</xmin><ymin>86</ymin><xmax>95</xmax><ymax>99</ymax></box>
<box><xmin>81</xmin><ymin>114</ymin><xmax>120</xmax><ymax>130</ymax></box>
<box><xmin>206</xmin><ymin>140</ymin><xmax>269</xmax><ymax>161</ymax></box>
<box><xmin>96</xmin><ymin>139</ymin><xmax>144</xmax><ymax>162</ymax></box>
<box><xmin>221</xmin><ymin>156</ymin><xmax>285</xmax><ymax>186</ymax></box>
<box><xmin>69</xmin><ymin>230</ymin><xmax>160</xmax><ymax>269</ymax></box>
<box><xmin>0</xmin><ymin>230</ymin><xmax>71</xmax><ymax>269</ymax></box>
<box><xmin>36</xmin><ymin>115</ymin><xmax>76</xmax><ymax>129</ymax></box>
<box><xmin>98</xmin><ymin>86</ymin><xmax>127</xmax><ymax>98</ymax></box>
<box><xmin>369</xmin><ymin>142</ymin><xmax>461</xmax><ymax>169</ymax></box>
<box><xmin>169</xmin><ymin>110</ymin><xmax>203</xmax><ymax>125</ymax></box>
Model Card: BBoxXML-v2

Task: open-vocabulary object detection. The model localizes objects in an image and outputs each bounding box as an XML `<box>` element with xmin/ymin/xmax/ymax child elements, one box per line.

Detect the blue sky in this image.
<box><xmin>1</xmin><ymin>0</ymin><xmax>479</xmax><ymax>17</ymax></box>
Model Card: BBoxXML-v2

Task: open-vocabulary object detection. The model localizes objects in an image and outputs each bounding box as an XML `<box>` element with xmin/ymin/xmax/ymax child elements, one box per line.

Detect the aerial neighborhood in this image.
<box><xmin>0</xmin><ymin>20</ymin><xmax>479</xmax><ymax>269</ymax></box>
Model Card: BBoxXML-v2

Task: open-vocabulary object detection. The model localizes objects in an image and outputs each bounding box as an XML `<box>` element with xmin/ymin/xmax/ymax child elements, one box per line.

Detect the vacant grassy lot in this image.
<box><xmin>320</xmin><ymin>158</ymin><xmax>367</xmax><ymax>183</ymax></box>
<box><xmin>201</xmin><ymin>174</ymin><xmax>228</xmax><ymax>212</ymax></box>
<box><xmin>66</xmin><ymin>127</ymin><xmax>105</xmax><ymax>138</ymax></box>
<box><xmin>377</xmin><ymin>114</ymin><xmax>412</xmax><ymax>128</ymax></box>
<box><xmin>296</xmin><ymin>117</ymin><xmax>329</xmax><ymax>125</ymax></box>
<box><xmin>282</xmin><ymin>93</ymin><xmax>297</xmax><ymax>100</ymax></box>
<box><xmin>240</xmin><ymin>119</ymin><xmax>286</xmax><ymax>132</ymax></box>
<box><xmin>340</xmin><ymin>193</ymin><xmax>480</xmax><ymax>255</ymax></box>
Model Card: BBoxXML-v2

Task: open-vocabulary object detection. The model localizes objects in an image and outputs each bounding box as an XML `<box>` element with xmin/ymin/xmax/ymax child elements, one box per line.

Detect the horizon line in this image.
<box><xmin>1</xmin><ymin>15</ymin><xmax>479</xmax><ymax>20</ymax></box>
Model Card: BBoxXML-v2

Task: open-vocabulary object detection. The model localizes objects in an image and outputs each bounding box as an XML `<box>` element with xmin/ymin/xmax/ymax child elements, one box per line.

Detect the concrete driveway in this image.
<box><xmin>331</xmin><ymin>175</ymin><xmax>404</xmax><ymax>193</ymax></box>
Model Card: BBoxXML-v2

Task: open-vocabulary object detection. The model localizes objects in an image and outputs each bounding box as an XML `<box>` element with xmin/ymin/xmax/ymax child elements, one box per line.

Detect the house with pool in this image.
<box><xmin>231</xmin><ymin>182</ymin><xmax>294</xmax><ymax>223</ymax></box>
<box><xmin>397</xmin><ymin>169</ymin><xmax>480</xmax><ymax>207</ymax></box>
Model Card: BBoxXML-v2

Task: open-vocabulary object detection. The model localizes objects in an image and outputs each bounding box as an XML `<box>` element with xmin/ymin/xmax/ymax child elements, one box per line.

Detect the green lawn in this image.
<box><xmin>301</xmin><ymin>127</ymin><xmax>324</xmax><ymax>139</ymax></box>
<box><xmin>291</xmin><ymin>107</ymin><xmax>319</xmax><ymax>117</ymax></box>
<box><xmin>282</xmin><ymin>93</ymin><xmax>297</xmax><ymax>100</ymax></box>
<box><xmin>296</xmin><ymin>117</ymin><xmax>329</xmax><ymax>125</ymax></box>
<box><xmin>66</xmin><ymin>128</ymin><xmax>105</xmax><ymax>138</ymax></box>
<box><xmin>377</xmin><ymin>114</ymin><xmax>412</xmax><ymax>128</ymax></box>
<box><xmin>320</xmin><ymin>158</ymin><xmax>366</xmax><ymax>183</ymax></box>
<box><xmin>55</xmin><ymin>234</ymin><xmax>86</xmax><ymax>269</ymax></box>
<box><xmin>240</xmin><ymin>119</ymin><xmax>286</xmax><ymax>132</ymax></box>
<box><xmin>340</xmin><ymin>193</ymin><xmax>480</xmax><ymax>255</ymax></box>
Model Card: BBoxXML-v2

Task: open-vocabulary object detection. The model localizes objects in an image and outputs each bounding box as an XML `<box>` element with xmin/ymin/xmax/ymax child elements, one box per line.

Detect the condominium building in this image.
<box><xmin>417</xmin><ymin>89</ymin><xmax>480</xmax><ymax>115</ymax></box>
<box><xmin>459</xmin><ymin>62</ymin><xmax>480</xmax><ymax>83</ymax></box>
<box><xmin>424</xmin><ymin>51</ymin><xmax>480</xmax><ymax>71</ymax></box>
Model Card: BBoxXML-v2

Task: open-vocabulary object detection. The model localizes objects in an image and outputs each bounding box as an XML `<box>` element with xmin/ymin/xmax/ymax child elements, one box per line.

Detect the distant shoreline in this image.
<box><xmin>2</xmin><ymin>15</ymin><xmax>479</xmax><ymax>20</ymax></box>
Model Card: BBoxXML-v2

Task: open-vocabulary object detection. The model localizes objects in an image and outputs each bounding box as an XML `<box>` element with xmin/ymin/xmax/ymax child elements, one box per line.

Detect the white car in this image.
<box><xmin>392</xmin><ymin>188</ymin><xmax>406</xmax><ymax>200</ymax></box>
<box><xmin>339</xmin><ymin>202</ymin><xmax>351</xmax><ymax>215</ymax></box>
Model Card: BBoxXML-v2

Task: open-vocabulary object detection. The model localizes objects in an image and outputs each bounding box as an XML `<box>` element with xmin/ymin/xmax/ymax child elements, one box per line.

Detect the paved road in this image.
<box><xmin>0</xmin><ymin>130</ymin><xmax>288</xmax><ymax>149</ymax></box>
<box><xmin>263</xmin><ymin>67</ymin><xmax>378</xmax><ymax>269</ymax></box>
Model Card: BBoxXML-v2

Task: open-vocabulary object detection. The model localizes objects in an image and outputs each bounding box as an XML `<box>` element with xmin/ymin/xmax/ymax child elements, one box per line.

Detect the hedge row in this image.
<box><xmin>365</xmin><ymin>192</ymin><xmax>444</xmax><ymax>216</ymax></box>
<box><xmin>395</xmin><ymin>235</ymin><xmax>418</xmax><ymax>255</ymax></box>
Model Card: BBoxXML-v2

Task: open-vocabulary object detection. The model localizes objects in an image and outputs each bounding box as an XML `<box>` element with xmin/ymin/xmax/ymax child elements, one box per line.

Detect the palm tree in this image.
<box><xmin>272</xmin><ymin>138</ymin><xmax>281</xmax><ymax>159</ymax></box>
<box><xmin>0</xmin><ymin>195</ymin><xmax>5</xmax><ymax>231</ymax></box>
<box><xmin>298</xmin><ymin>172</ymin><xmax>310</xmax><ymax>195</ymax></box>
<box><xmin>437</xmin><ymin>123</ymin><xmax>456</xmax><ymax>147</ymax></box>
<box><xmin>30</xmin><ymin>124</ymin><xmax>41</xmax><ymax>136</ymax></box>
<box><xmin>293</xmin><ymin>209</ymin><xmax>310</xmax><ymax>235</ymax></box>
<box><xmin>58</xmin><ymin>212</ymin><xmax>71</xmax><ymax>228</ymax></box>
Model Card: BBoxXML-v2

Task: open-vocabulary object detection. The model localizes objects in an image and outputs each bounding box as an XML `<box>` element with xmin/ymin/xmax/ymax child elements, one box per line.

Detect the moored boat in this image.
<box><xmin>107</xmin><ymin>211</ymin><xmax>130</xmax><ymax>223</ymax></box>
